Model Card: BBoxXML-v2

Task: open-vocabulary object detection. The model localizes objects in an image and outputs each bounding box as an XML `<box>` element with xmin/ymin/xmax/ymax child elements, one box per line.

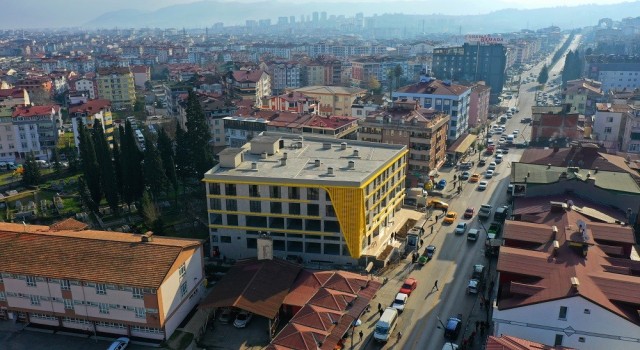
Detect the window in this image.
<box><xmin>180</xmin><ymin>282</ymin><xmax>188</xmax><ymax>297</ymax></box>
<box><xmin>604</xmin><ymin>127</ymin><xmax>612</xmax><ymax>134</ymax></box>
<box><xmin>224</xmin><ymin>183</ymin><xmax>236</xmax><ymax>196</ymax></box>
<box><xmin>270</xmin><ymin>202</ymin><xmax>282</xmax><ymax>214</ymax></box>
<box><xmin>606</xmin><ymin>117</ymin><xmax>614</xmax><ymax>123</ymax></box>
<box><xmin>135</xmin><ymin>307</ymin><xmax>146</xmax><ymax>318</ymax></box>
<box><xmin>269</xmin><ymin>186</ymin><xmax>281</xmax><ymax>198</ymax></box>
<box><xmin>208</xmin><ymin>183</ymin><xmax>221</xmax><ymax>195</ymax></box>
<box><xmin>0</xmin><ymin>291</ymin><xmax>5</xmax><ymax>301</ymax></box>
<box><xmin>26</xmin><ymin>276</ymin><xmax>37</xmax><ymax>287</ymax></box>
<box><xmin>578</xmin><ymin>337</ymin><xmax>585</xmax><ymax>343</ymax></box>
<box><xmin>289</xmin><ymin>203</ymin><xmax>301</xmax><ymax>215</ymax></box>
<box><xmin>558</xmin><ymin>306</ymin><xmax>568</xmax><ymax>320</ymax></box>
<box><xmin>288</xmin><ymin>187</ymin><xmax>300</xmax><ymax>199</ymax></box>
<box><xmin>250</xmin><ymin>201</ymin><xmax>262</xmax><ymax>213</ymax></box>
<box><xmin>226</xmin><ymin>199</ymin><xmax>237</xmax><ymax>211</ymax></box>
<box><xmin>307</xmin><ymin>188</ymin><xmax>319</xmax><ymax>200</ymax></box>
<box><xmin>249</xmin><ymin>185</ymin><xmax>260</xmax><ymax>197</ymax></box>
<box><xmin>132</xmin><ymin>287</ymin><xmax>143</xmax><ymax>299</ymax></box>
<box><xmin>307</xmin><ymin>204</ymin><xmax>319</xmax><ymax>216</ymax></box>
<box><xmin>30</xmin><ymin>295</ymin><xmax>40</xmax><ymax>305</ymax></box>
<box><xmin>326</xmin><ymin>205</ymin><xmax>336</xmax><ymax>217</ymax></box>
<box><xmin>584</xmin><ymin>308</ymin><xmax>591</xmax><ymax>314</ymax></box>
<box><xmin>179</xmin><ymin>263</ymin><xmax>186</xmax><ymax>278</ymax></box>
<box><xmin>226</xmin><ymin>215</ymin><xmax>238</xmax><ymax>225</ymax></box>
<box><xmin>209</xmin><ymin>198</ymin><xmax>221</xmax><ymax>210</ymax></box>
<box><xmin>220</xmin><ymin>236</ymin><xmax>232</xmax><ymax>243</ymax></box>
<box><xmin>64</xmin><ymin>299</ymin><xmax>74</xmax><ymax>310</ymax></box>
<box><xmin>96</xmin><ymin>284</ymin><xmax>107</xmax><ymax>295</ymax></box>
<box><xmin>99</xmin><ymin>303</ymin><xmax>109</xmax><ymax>314</ymax></box>
<box><xmin>60</xmin><ymin>279</ymin><xmax>70</xmax><ymax>290</ymax></box>
<box><xmin>554</xmin><ymin>334</ymin><xmax>563</xmax><ymax>346</ymax></box>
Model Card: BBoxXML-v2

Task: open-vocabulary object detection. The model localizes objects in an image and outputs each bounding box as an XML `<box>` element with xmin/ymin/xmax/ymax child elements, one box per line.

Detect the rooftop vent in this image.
<box><xmin>283</xmin><ymin>152</ymin><xmax>288</xmax><ymax>159</ymax></box>
<box><xmin>340</xmin><ymin>142</ymin><xmax>347</xmax><ymax>150</ymax></box>
<box><xmin>348</xmin><ymin>160</ymin><xmax>355</xmax><ymax>169</ymax></box>
<box><xmin>570</xmin><ymin>277</ymin><xmax>580</xmax><ymax>290</ymax></box>
<box><xmin>353</xmin><ymin>149</ymin><xmax>359</xmax><ymax>157</ymax></box>
<box><xmin>315</xmin><ymin>159</ymin><xmax>321</xmax><ymax>167</ymax></box>
<box><xmin>280</xmin><ymin>158</ymin><xmax>287</xmax><ymax>166</ymax></box>
<box><xmin>251</xmin><ymin>162</ymin><xmax>258</xmax><ymax>170</ymax></box>
<box><xmin>141</xmin><ymin>231</ymin><xmax>154</xmax><ymax>243</ymax></box>
<box><xmin>261</xmin><ymin>152</ymin><xmax>268</xmax><ymax>159</ymax></box>
<box><xmin>327</xmin><ymin>167</ymin><xmax>334</xmax><ymax>175</ymax></box>
<box><xmin>323</xmin><ymin>142</ymin><xmax>332</xmax><ymax>150</ymax></box>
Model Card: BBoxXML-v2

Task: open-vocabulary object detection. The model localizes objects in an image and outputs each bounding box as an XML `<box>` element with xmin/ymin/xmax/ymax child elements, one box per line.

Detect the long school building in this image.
<box><xmin>204</xmin><ymin>133</ymin><xmax>407</xmax><ymax>265</ymax></box>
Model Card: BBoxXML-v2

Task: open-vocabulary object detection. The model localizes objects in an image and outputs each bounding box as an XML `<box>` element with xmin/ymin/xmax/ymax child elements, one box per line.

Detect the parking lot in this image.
<box><xmin>199</xmin><ymin>315</ymin><xmax>270</xmax><ymax>349</ymax></box>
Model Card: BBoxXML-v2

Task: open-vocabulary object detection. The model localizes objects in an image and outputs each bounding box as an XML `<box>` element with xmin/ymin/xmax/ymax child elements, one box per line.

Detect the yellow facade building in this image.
<box><xmin>96</xmin><ymin>67</ymin><xmax>136</xmax><ymax>108</ymax></box>
<box><xmin>204</xmin><ymin>133</ymin><xmax>407</xmax><ymax>264</ymax></box>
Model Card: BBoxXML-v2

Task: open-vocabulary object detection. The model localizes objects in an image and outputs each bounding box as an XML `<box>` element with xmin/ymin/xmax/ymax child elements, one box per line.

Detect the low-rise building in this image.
<box><xmin>96</xmin><ymin>67</ymin><xmax>136</xmax><ymax>108</ymax></box>
<box><xmin>71</xmin><ymin>78</ymin><xmax>97</xmax><ymax>100</ymax></box>
<box><xmin>131</xmin><ymin>65</ymin><xmax>151</xmax><ymax>89</ymax></box>
<box><xmin>231</xmin><ymin>69</ymin><xmax>271</xmax><ymax>108</ymax></box>
<box><xmin>358</xmin><ymin>101</ymin><xmax>449</xmax><ymax>185</ymax></box>
<box><xmin>530</xmin><ymin>106</ymin><xmax>580</xmax><ymax>147</ymax></box>
<box><xmin>562</xmin><ymin>78</ymin><xmax>604</xmax><ymax>116</ymax></box>
<box><xmin>292</xmin><ymin>86</ymin><xmax>367</xmax><ymax>117</ymax></box>
<box><xmin>621</xmin><ymin>105</ymin><xmax>640</xmax><ymax>154</ymax></box>
<box><xmin>0</xmin><ymin>221</ymin><xmax>205</xmax><ymax>341</ymax></box>
<box><xmin>204</xmin><ymin>133</ymin><xmax>407</xmax><ymax>265</ymax></box>
<box><xmin>0</xmin><ymin>88</ymin><xmax>30</xmax><ymax>108</ymax></box>
<box><xmin>11</xmin><ymin>105</ymin><xmax>62</xmax><ymax>160</ymax></box>
<box><xmin>593</xmin><ymin>103</ymin><xmax>631</xmax><ymax>152</ymax></box>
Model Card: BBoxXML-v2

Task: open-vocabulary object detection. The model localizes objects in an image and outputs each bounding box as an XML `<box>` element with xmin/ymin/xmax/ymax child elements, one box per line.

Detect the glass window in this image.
<box><xmin>558</xmin><ymin>306</ymin><xmax>568</xmax><ymax>320</ymax></box>
<box><xmin>180</xmin><ymin>282</ymin><xmax>188</xmax><ymax>297</ymax></box>
<box><xmin>96</xmin><ymin>284</ymin><xmax>106</xmax><ymax>295</ymax></box>
<box><xmin>99</xmin><ymin>303</ymin><xmax>109</xmax><ymax>314</ymax></box>
<box><xmin>220</xmin><ymin>236</ymin><xmax>232</xmax><ymax>243</ymax></box>
<box><xmin>288</xmin><ymin>187</ymin><xmax>300</xmax><ymax>199</ymax></box>
<box><xmin>269</xmin><ymin>186</ymin><xmax>281</xmax><ymax>198</ymax></box>
<box><xmin>270</xmin><ymin>202</ymin><xmax>282</xmax><ymax>214</ymax></box>
<box><xmin>226</xmin><ymin>215</ymin><xmax>238</xmax><ymax>225</ymax></box>
<box><xmin>209</xmin><ymin>198</ymin><xmax>221</xmax><ymax>210</ymax></box>
<box><xmin>249</xmin><ymin>185</ymin><xmax>260</xmax><ymax>197</ymax></box>
<box><xmin>64</xmin><ymin>299</ymin><xmax>74</xmax><ymax>310</ymax></box>
<box><xmin>289</xmin><ymin>203</ymin><xmax>301</xmax><ymax>215</ymax></box>
<box><xmin>226</xmin><ymin>199</ymin><xmax>237</xmax><ymax>211</ymax></box>
<box><xmin>250</xmin><ymin>201</ymin><xmax>262</xmax><ymax>213</ymax></box>
<box><xmin>307</xmin><ymin>204</ymin><xmax>319</xmax><ymax>216</ymax></box>
<box><xmin>307</xmin><ymin>188</ymin><xmax>319</xmax><ymax>200</ymax></box>
<box><xmin>224</xmin><ymin>183</ymin><xmax>236</xmax><ymax>196</ymax></box>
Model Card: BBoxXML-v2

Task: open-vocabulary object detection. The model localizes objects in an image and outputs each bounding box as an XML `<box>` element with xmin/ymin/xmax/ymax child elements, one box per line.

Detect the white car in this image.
<box><xmin>512</xmin><ymin>129</ymin><xmax>519</xmax><ymax>135</ymax></box>
<box><xmin>488</xmin><ymin>162</ymin><xmax>497</xmax><ymax>170</ymax></box>
<box><xmin>478</xmin><ymin>181</ymin><xmax>488</xmax><ymax>191</ymax></box>
<box><xmin>233</xmin><ymin>310</ymin><xmax>253</xmax><ymax>328</ymax></box>
<box><xmin>454</xmin><ymin>222</ymin><xmax>468</xmax><ymax>234</ymax></box>
<box><xmin>107</xmin><ymin>337</ymin><xmax>130</xmax><ymax>350</ymax></box>
<box><xmin>392</xmin><ymin>292</ymin><xmax>409</xmax><ymax>312</ymax></box>
<box><xmin>485</xmin><ymin>170</ymin><xmax>494</xmax><ymax>178</ymax></box>
<box><xmin>495</xmin><ymin>154</ymin><xmax>504</xmax><ymax>164</ymax></box>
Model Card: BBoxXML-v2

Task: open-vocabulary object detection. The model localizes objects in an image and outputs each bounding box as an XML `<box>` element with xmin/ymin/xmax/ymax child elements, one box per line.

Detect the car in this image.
<box><xmin>399</xmin><ymin>278</ymin><xmax>418</xmax><ymax>295</ymax></box>
<box><xmin>467</xmin><ymin>228</ymin><xmax>480</xmax><ymax>241</ymax></box>
<box><xmin>443</xmin><ymin>212</ymin><xmax>457</xmax><ymax>224</ymax></box>
<box><xmin>218</xmin><ymin>307</ymin><xmax>234</xmax><ymax>324</ymax></box>
<box><xmin>500</xmin><ymin>147</ymin><xmax>509</xmax><ymax>154</ymax></box>
<box><xmin>485</xmin><ymin>170</ymin><xmax>494</xmax><ymax>178</ymax></box>
<box><xmin>444</xmin><ymin>316</ymin><xmax>462</xmax><ymax>340</ymax></box>
<box><xmin>437</xmin><ymin>179</ymin><xmax>447</xmax><ymax>190</ymax></box>
<box><xmin>460</xmin><ymin>171</ymin><xmax>470</xmax><ymax>180</ymax></box>
<box><xmin>425</xmin><ymin>245</ymin><xmax>436</xmax><ymax>259</ymax></box>
<box><xmin>495</xmin><ymin>149</ymin><xmax>503</xmax><ymax>156</ymax></box>
<box><xmin>454</xmin><ymin>222</ymin><xmax>468</xmax><ymax>234</ymax></box>
<box><xmin>513</xmin><ymin>129</ymin><xmax>519</xmax><ymax>135</ymax></box>
<box><xmin>486</xmin><ymin>139</ymin><xmax>494</xmax><ymax>146</ymax></box>
<box><xmin>464</xmin><ymin>207</ymin><xmax>475</xmax><ymax>218</ymax></box>
<box><xmin>429</xmin><ymin>199</ymin><xmax>449</xmax><ymax>210</ymax></box>
<box><xmin>233</xmin><ymin>310</ymin><xmax>253</xmax><ymax>328</ymax></box>
<box><xmin>495</xmin><ymin>154</ymin><xmax>504</xmax><ymax>164</ymax></box>
<box><xmin>478</xmin><ymin>158</ymin><xmax>487</xmax><ymax>166</ymax></box>
<box><xmin>478</xmin><ymin>181</ymin><xmax>488</xmax><ymax>191</ymax></box>
<box><xmin>469</xmin><ymin>174</ymin><xmax>480</xmax><ymax>183</ymax></box>
<box><xmin>391</xmin><ymin>292</ymin><xmax>409</xmax><ymax>312</ymax></box>
<box><xmin>107</xmin><ymin>337</ymin><xmax>130</xmax><ymax>350</ymax></box>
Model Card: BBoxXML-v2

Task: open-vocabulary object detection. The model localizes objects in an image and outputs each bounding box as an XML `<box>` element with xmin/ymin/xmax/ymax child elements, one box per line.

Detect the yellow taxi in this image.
<box><xmin>469</xmin><ymin>174</ymin><xmax>480</xmax><ymax>183</ymax></box>
<box><xmin>443</xmin><ymin>211</ymin><xmax>457</xmax><ymax>224</ymax></box>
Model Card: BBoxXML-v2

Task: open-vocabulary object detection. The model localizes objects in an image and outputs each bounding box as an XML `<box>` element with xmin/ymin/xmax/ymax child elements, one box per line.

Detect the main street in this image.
<box><xmin>362</xmin><ymin>35</ymin><xmax>581</xmax><ymax>350</ymax></box>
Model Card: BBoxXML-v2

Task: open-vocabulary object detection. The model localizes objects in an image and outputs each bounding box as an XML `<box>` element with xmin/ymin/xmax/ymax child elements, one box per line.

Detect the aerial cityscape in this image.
<box><xmin>1</xmin><ymin>1</ymin><xmax>640</xmax><ymax>350</ymax></box>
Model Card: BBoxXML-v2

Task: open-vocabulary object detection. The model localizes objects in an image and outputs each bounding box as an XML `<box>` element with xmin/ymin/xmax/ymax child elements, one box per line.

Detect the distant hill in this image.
<box><xmin>83</xmin><ymin>0</ymin><xmax>640</xmax><ymax>33</ymax></box>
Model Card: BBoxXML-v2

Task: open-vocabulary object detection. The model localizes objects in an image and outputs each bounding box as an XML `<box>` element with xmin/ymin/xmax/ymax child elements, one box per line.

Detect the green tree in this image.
<box><xmin>538</xmin><ymin>64</ymin><xmax>549</xmax><ymax>85</ymax></box>
<box><xmin>62</xmin><ymin>146</ymin><xmax>79</xmax><ymax>173</ymax></box>
<box><xmin>174</xmin><ymin>120</ymin><xmax>190</xmax><ymax>186</ymax></box>
<box><xmin>143</xmin><ymin>136</ymin><xmax>168</xmax><ymax>197</ymax></box>
<box><xmin>21</xmin><ymin>153</ymin><xmax>41</xmax><ymax>187</ymax></box>
<box><xmin>50</xmin><ymin>147</ymin><xmax>62</xmax><ymax>173</ymax></box>
<box><xmin>120</xmin><ymin>120</ymin><xmax>144</xmax><ymax>204</ymax></box>
<box><xmin>184</xmin><ymin>91</ymin><xmax>215</xmax><ymax>178</ymax></box>
<box><xmin>157</xmin><ymin>127</ymin><xmax>179</xmax><ymax>196</ymax></box>
<box><xmin>393</xmin><ymin>64</ymin><xmax>404</xmax><ymax>91</ymax></box>
<box><xmin>368</xmin><ymin>76</ymin><xmax>382</xmax><ymax>94</ymax></box>
<box><xmin>141</xmin><ymin>189</ymin><xmax>163</xmax><ymax>234</ymax></box>
<box><xmin>77</xmin><ymin>120</ymin><xmax>102</xmax><ymax>209</ymax></box>
<box><xmin>112</xmin><ymin>140</ymin><xmax>124</xmax><ymax>199</ymax></box>
<box><xmin>92</xmin><ymin>120</ymin><xmax>119</xmax><ymax>213</ymax></box>
<box><xmin>386</xmin><ymin>69</ymin><xmax>395</xmax><ymax>94</ymax></box>
<box><xmin>77</xmin><ymin>176</ymin><xmax>97</xmax><ymax>213</ymax></box>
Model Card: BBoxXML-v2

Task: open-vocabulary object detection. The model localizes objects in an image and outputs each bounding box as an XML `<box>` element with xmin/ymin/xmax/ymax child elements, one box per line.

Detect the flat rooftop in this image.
<box><xmin>205</xmin><ymin>133</ymin><xmax>406</xmax><ymax>186</ymax></box>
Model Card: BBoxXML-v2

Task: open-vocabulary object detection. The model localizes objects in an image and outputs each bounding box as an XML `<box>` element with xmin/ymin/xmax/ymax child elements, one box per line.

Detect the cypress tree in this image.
<box><xmin>92</xmin><ymin>120</ymin><xmax>119</xmax><ymax>213</ymax></box>
<box><xmin>538</xmin><ymin>64</ymin><xmax>549</xmax><ymax>85</ymax></box>
<box><xmin>22</xmin><ymin>152</ymin><xmax>41</xmax><ymax>187</ymax></box>
<box><xmin>112</xmin><ymin>140</ymin><xmax>124</xmax><ymax>199</ymax></box>
<box><xmin>143</xmin><ymin>136</ymin><xmax>168</xmax><ymax>197</ymax></box>
<box><xmin>157</xmin><ymin>127</ymin><xmax>179</xmax><ymax>196</ymax></box>
<box><xmin>174</xmin><ymin>120</ymin><xmax>190</xmax><ymax>186</ymax></box>
<box><xmin>184</xmin><ymin>91</ymin><xmax>214</xmax><ymax>178</ymax></box>
<box><xmin>120</xmin><ymin>120</ymin><xmax>144</xmax><ymax>204</ymax></box>
<box><xmin>50</xmin><ymin>147</ymin><xmax>62</xmax><ymax>173</ymax></box>
<box><xmin>77</xmin><ymin>119</ymin><xmax>102</xmax><ymax>208</ymax></box>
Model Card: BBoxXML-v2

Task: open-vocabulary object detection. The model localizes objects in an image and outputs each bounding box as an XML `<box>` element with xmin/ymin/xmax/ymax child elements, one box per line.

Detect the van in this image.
<box><xmin>374</xmin><ymin>307</ymin><xmax>399</xmax><ymax>342</ymax></box>
<box><xmin>506</xmin><ymin>134</ymin><xmax>514</xmax><ymax>143</ymax></box>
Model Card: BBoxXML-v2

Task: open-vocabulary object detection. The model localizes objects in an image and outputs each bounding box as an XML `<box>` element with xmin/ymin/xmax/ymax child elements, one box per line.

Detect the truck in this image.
<box><xmin>487</xmin><ymin>222</ymin><xmax>502</xmax><ymax>239</ymax></box>
<box><xmin>405</xmin><ymin>217</ymin><xmax>427</xmax><ymax>254</ymax></box>
<box><xmin>478</xmin><ymin>204</ymin><xmax>493</xmax><ymax>220</ymax></box>
<box><xmin>494</xmin><ymin>205</ymin><xmax>510</xmax><ymax>222</ymax></box>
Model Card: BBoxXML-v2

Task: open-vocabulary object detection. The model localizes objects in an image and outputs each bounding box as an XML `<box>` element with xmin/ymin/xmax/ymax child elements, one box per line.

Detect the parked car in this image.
<box><xmin>478</xmin><ymin>181</ymin><xmax>488</xmax><ymax>191</ymax></box>
<box><xmin>391</xmin><ymin>292</ymin><xmax>409</xmax><ymax>312</ymax></box>
<box><xmin>454</xmin><ymin>222</ymin><xmax>468</xmax><ymax>234</ymax></box>
<box><xmin>444</xmin><ymin>316</ymin><xmax>462</xmax><ymax>339</ymax></box>
<box><xmin>218</xmin><ymin>307</ymin><xmax>233</xmax><ymax>324</ymax></box>
<box><xmin>399</xmin><ymin>278</ymin><xmax>418</xmax><ymax>295</ymax></box>
<box><xmin>107</xmin><ymin>337</ymin><xmax>130</xmax><ymax>350</ymax></box>
<box><xmin>233</xmin><ymin>310</ymin><xmax>253</xmax><ymax>328</ymax></box>
<box><xmin>443</xmin><ymin>212</ymin><xmax>457</xmax><ymax>224</ymax></box>
<box><xmin>436</xmin><ymin>179</ymin><xmax>447</xmax><ymax>190</ymax></box>
<box><xmin>478</xmin><ymin>158</ymin><xmax>487</xmax><ymax>166</ymax></box>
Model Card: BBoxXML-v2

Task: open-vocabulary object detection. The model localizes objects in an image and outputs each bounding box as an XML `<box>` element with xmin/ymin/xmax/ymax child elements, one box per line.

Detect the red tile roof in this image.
<box><xmin>49</xmin><ymin>218</ymin><xmax>88</xmax><ymax>231</ymax></box>
<box><xmin>0</xmin><ymin>222</ymin><xmax>201</xmax><ymax>288</ymax></box>
<box><xmin>486</xmin><ymin>335</ymin><xmax>575</xmax><ymax>350</ymax></box>
<box><xmin>69</xmin><ymin>99</ymin><xmax>111</xmax><ymax>114</ymax></box>
<box><xmin>396</xmin><ymin>79</ymin><xmax>470</xmax><ymax>96</ymax></box>
<box><xmin>12</xmin><ymin>105</ymin><xmax>60</xmax><ymax>118</ymax></box>
<box><xmin>496</xmin><ymin>210</ymin><xmax>640</xmax><ymax>324</ymax></box>
<box><xmin>0</xmin><ymin>88</ymin><xmax>26</xmax><ymax>99</ymax></box>
<box><xmin>232</xmin><ymin>69</ymin><xmax>266</xmax><ymax>83</ymax></box>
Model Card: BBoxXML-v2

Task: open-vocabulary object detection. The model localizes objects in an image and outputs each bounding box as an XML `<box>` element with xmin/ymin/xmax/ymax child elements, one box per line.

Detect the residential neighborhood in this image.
<box><xmin>0</xmin><ymin>3</ymin><xmax>640</xmax><ymax>350</ymax></box>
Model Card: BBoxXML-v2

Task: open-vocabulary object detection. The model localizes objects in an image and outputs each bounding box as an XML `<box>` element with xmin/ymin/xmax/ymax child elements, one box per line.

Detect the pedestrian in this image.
<box><xmin>359</xmin><ymin>330</ymin><xmax>363</xmax><ymax>341</ymax></box>
<box><xmin>397</xmin><ymin>331</ymin><xmax>402</xmax><ymax>341</ymax></box>
<box><xmin>435</xmin><ymin>216</ymin><xmax>439</xmax><ymax>223</ymax></box>
<box><xmin>378</xmin><ymin>303</ymin><xmax>382</xmax><ymax>312</ymax></box>
<box><xmin>420</xmin><ymin>239</ymin><xmax>424</xmax><ymax>247</ymax></box>
<box><xmin>430</xmin><ymin>226</ymin><xmax>434</xmax><ymax>234</ymax></box>
<box><xmin>433</xmin><ymin>280</ymin><xmax>439</xmax><ymax>291</ymax></box>
<box><xmin>379</xmin><ymin>308</ymin><xmax>384</xmax><ymax>317</ymax></box>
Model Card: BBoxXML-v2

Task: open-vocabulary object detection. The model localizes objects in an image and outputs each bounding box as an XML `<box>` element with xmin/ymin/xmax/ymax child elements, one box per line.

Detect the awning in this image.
<box><xmin>447</xmin><ymin>133</ymin><xmax>477</xmax><ymax>154</ymax></box>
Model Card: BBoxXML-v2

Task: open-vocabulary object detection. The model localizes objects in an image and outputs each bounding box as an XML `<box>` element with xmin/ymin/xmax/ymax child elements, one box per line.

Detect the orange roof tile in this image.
<box><xmin>0</xmin><ymin>223</ymin><xmax>201</xmax><ymax>288</ymax></box>
<box><xmin>49</xmin><ymin>217</ymin><xmax>88</xmax><ymax>231</ymax></box>
<box><xmin>486</xmin><ymin>335</ymin><xmax>575</xmax><ymax>350</ymax></box>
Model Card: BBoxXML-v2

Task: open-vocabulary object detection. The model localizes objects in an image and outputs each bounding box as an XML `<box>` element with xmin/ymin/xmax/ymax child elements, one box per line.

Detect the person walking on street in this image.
<box><xmin>397</xmin><ymin>331</ymin><xmax>402</xmax><ymax>342</ymax></box>
<box><xmin>379</xmin><ymin>308</ymin><xmax>384</xmax><ymax>317</ymax></box>
<box><xmin>359</xmin><ymin>330</ymin><xmax>363</xmax><ymax>341</ymax></box>
<box><xmin>378</xmin><ymin>303</ymin><xmax>382</xmax><ymax>312</ymax></box>
<box><xmin>433</xmin><ymin>280</ymin><xmax>439</xmax><ymax>291</ymax></box>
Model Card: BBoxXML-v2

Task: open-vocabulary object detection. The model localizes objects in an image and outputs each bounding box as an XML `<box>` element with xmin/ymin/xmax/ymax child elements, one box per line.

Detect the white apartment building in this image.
<box><xmin>622</xmin><ymin>105</ymin><xmax>640</xmax><ymax>153</ymax></box>
<box><xmin>593</xmin><ymin>103</ymin><xmax>629</xmax><ymax>152</ymax></box>
<box><xmin>73</xmin><ymin>78</ymin><xmax>96</xmax><ymax>99</ymax></box>
<box><xmin>0</xmin><ymin>220</ymin><xmax>205</xmax><ymax>341</ymax></box>
<box><xmin>11</xmin><ymin>105</ymin><xmax>62</xmax><ymax>160</ymax></box>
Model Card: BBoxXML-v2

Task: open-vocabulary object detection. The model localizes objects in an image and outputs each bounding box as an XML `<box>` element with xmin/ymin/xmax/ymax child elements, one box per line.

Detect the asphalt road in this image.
<box><xmin>363</xmin><ymin>36</ymin><xmax>583</xmax><ymax>350</ymax></box>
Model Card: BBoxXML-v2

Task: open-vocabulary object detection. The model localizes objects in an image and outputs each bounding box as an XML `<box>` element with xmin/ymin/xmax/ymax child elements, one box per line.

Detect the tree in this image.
<box><xmin>112</xmin><ymin>140</ymin><xmax>124</xmax><ymax>199</ymax></box>
<box><xmin>368</xmin><ymin>76</ymin><xmax>382</xmax><ymax>94</ymax></box>
<box><xmin>92</xmin><ymin>120</ymin><xmax>119</xmax><ymax>213</ymax></box>
<box><xmin>141</xmin><ymin>189</ymin><xmax>163</xmax><ymax>235</ymax></box>
<box><xmin>77</xmin><ymin>177</ymin><xmax>97</xmax><ymax>213</ymax></box>
<box><xmin>21</xmin><ymin>153</ymin><xmax>41</xmax><ymax>187</ymax></box>
<box><xmin>120</xmin><ymin>120</ymin><xmax>145</xmax><ymax>204</ymax></box>
<box><xmin>386</xmin><ymin>69</ymin><xmax>395</xmax><ymax>94</ymax></box>
<box><xmin>184</xmin><ymin>91</ymin><xmax>215</xmax><ymax>179</ymax></box>
<box><xmin>174</xmin><ymin>120</ymin><xmax>190</xmax><ymax>186</ymax></box>
<box><xmin>143</xmin><ymin>136</ymin><xmax>168</xmax><ymax>197</ymax></box>
<box><xmin>50</xmin><ymin>147</ymin><xmax>63</xmax><ymax>173</ymax></box>
<box><xmin>394</xmin><ymin>64</ymin><xmax>404</xmax><ymax>91</ymax></box>
<box><xmin>157</xmin><ymin>127</ymin><xmax>179</xmax><ymax>196</ymax></box>
<box><xmin>62</xmin><ymin>146</ymin><xmax>79</xmax><ymax>173</ymax></box>
<box><xmin>538</xmin><ymin>64</ymin><xmax>549</xmax><ymax>85</ymax></box>
<box><xmin>77</xmin><ymin>120</ymin><xmax>102</xmax><ymax>209</ymax></box>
